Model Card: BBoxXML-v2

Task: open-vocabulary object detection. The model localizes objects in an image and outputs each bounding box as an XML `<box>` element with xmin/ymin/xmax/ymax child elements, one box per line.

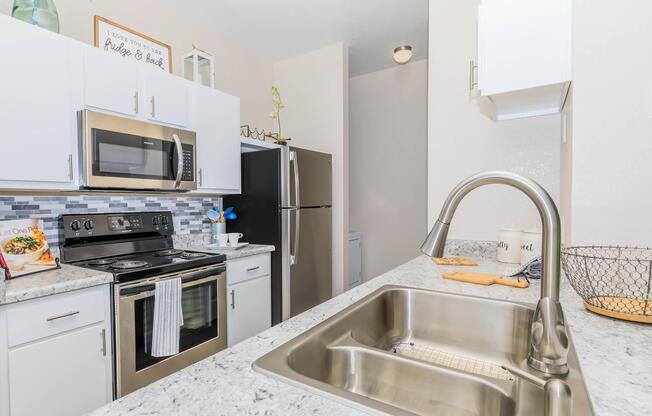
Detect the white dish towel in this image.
<box><xmin>151</xmin><ymin>277</ymin><xmax>184</xmax><ymax>357</ymax></box>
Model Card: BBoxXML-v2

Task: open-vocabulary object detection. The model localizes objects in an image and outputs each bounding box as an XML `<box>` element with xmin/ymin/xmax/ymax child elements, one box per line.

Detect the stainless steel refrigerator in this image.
<box><xmin>224</xmin><ymin>146</ymin><xmax>332</xmax><ymax>324</ymax></box>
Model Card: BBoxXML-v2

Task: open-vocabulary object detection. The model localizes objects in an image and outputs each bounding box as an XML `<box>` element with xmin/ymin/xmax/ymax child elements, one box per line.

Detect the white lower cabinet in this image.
<box><xmin>226</xmin><ymin>254</ymin><xmax>272</xmax><ymax>346</ymax></box>
<box><xmin>0</xmin><ymin>285</ymin><xmax>113</xmax><ymax>416</ymax></box>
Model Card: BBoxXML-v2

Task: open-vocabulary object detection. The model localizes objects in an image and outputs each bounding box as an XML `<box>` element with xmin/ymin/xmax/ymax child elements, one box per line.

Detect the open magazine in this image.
<box><xmin>0</xmin><ymin>219</ymin><xmax>59</xmax><ymax>278</ymax></box>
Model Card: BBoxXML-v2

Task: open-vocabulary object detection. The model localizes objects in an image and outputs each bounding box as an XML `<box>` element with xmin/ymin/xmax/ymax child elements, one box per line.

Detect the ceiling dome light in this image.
<box><xmin>393</xmin><ymin>45</ymin><xmax>413</xmax><ymax>64</ymax></box>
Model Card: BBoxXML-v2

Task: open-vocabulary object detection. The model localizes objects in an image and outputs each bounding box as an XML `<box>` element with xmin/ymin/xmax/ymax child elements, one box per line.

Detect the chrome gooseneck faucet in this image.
<box><xmin>421</xmin><ymin>171</ymin><xmax>569</xmax><ymax>375</ymax></box>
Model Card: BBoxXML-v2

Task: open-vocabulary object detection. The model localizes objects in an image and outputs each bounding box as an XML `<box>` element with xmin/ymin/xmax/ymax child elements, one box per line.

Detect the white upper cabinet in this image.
<box><xmin>83</xmin><ymin>47</ymin><xmax>140</xmax><ymax>118</ymax></box>
<box><xmin>193</xmin><ymin>85</ymin><xmax>241</xmax><ymax>194</ymax></box>
<box><xmin>143</xmin><ymin>68</ymin><xmax>190</xmax><ymax>127</ymax></box>
<box><xmin>477</xmin><ymin>0</ymin><xmax>571</xmax><ymax>120</ymax></box>
<box><xmin>0</xmin><ymin>17</ymin><xmax>77</xmax><ymax>189</ymax></box>
<box><xmin>0</xmin><ymin>14</ymin><xmax>240</xmax><ymax>193</ymax></box>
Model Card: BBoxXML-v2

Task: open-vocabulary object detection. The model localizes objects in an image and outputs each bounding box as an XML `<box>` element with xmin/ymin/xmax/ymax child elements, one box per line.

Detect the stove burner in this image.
<box><xmin>181</xmin><ymin>252</ymin><xmax>208</xmax><ymax>259</ymax></box>
<box><xmin>155</xmin><ymin>249</ymin><xmax>185</xmax><ymax>257</ymax></box>
<box><xmin>88</xmin><ymin>259</ymin><xmax>117</xmax><ymax>266</ymax></box>
<box><xmin>111</xmin><ymin>260</ymin><xmax>150</xmax><ymax>270</ymax></box>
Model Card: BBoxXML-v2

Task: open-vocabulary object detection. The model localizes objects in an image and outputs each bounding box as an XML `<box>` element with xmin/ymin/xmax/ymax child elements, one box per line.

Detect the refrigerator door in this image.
<box><xmin>289</xmin><ymin>206</ymin><xmax>332</xmax><ymax>317</ymax></box>
<box><xmin>289</xmin><ymin>147</ymin><xmax>332</xmax><ymax>208</ymax></box>
<box><xmin>224</xmin><ymin>149</ymin><xmax>283</xmax><ymax>325</ymax></box>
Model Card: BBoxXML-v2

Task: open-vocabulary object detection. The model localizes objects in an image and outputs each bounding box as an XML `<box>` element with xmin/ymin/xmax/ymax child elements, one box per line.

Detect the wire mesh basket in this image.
<box><xmin>561</xmin><ymin>246</ymin><xmax>652</xmax><ymax>324</ymax></box>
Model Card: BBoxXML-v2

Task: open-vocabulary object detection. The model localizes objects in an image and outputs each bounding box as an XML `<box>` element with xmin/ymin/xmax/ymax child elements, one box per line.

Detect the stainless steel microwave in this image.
<box><xmin>79</xmin><ymin>110</ymin><xmax>197</xmax><ymax>191</ymax></box>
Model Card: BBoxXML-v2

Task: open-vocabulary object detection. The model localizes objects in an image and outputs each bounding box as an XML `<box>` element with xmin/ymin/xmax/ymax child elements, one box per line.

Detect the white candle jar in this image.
<box><xmin>497</xmin><ymin>228</ymin><xmax>523</xmax><ymax>264</ymax></box>
<box><xmin>520</xmin><ymin>228</ymin><xmax>542</xmax><ymax>264</ymax></box>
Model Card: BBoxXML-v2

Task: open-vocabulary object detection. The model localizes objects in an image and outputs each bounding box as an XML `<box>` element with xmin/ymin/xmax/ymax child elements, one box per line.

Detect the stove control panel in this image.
<box><xmin>62</xmin><ymin>211</ymin><xmax>174</xmax><ymax>239</ymax></box>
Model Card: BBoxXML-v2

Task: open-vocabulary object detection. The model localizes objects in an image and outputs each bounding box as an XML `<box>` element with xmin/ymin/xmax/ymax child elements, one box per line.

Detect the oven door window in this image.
<box><xmin>134</xmin><ymin>280</ymin><xmax>218</xmax><ymax>371</ymax></box>
<box><xmin>92</xmin><ymin>128</ymin><xmax>178</xmax><ymax>180</ymax></box>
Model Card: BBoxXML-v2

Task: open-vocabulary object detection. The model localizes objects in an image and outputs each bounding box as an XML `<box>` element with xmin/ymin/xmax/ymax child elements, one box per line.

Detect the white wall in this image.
<box><xmin>0</xmin><ymin>0</ymin><xmax>273</xmax><ymax>130</ymax></box>
<box><xmin>428</xmin><ymin>0</ymin><xmax>561</xmax><ymax>241</ymax></box>
<box><xmin>272</xmin><ymin>43</ymin><xmax>349</xmax><ymax>296</ymax></box>
<box><xmin>568</xmin><ymin>0</ymin><xmax>652</xmax><ymax>246</ymax></box>
<box><xmin>349</xmin><ymin>60</ymin><xmax>428</xmax><ymax>281</ymax></box>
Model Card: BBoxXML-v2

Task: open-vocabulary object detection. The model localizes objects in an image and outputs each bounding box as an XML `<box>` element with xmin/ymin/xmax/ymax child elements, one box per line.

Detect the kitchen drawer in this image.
<box><xmin>226</xmin><ymin>254</ymin><xmax>271</xmax><ymax>285</ymax></box>
<box><xmin>6</xmin><ymin>285</ymin><xmax>106</xmax><ymax>347</ymax></box>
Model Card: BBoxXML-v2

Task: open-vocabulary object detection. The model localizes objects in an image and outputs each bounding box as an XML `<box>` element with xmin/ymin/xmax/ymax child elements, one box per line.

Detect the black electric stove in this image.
<box><xmin>60</xmin><ymin>211</ymin><xmax>225</xmax><ymax>283</ymax></box>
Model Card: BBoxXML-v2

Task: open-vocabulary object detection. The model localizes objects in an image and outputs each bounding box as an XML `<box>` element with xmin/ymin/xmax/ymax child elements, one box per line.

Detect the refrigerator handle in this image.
<box><xmin>291</xmin><ymin>208</ymin><xmax>300</xmax><ymax>265</ymax></box>
<box><xmin>290</xmin><ymin>150</ymin><xmax>301</xmax><ymax>208</ymax></box>
<box><xmin>289</xmin><ymin>150</ymin><xmax>301</xmax><ymax>265</ymax></box>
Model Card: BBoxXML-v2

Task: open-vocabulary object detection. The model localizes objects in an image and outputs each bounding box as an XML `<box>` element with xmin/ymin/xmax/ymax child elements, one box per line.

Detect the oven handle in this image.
<box><xmin>119</xmin><ymin>265</ymin><xmax>225</xmax><ymax>296</ymax></box>
<box><xmin>172</xmin><ymin>133</ymin><xmax>184</xmax><ymax>189</ymax></box>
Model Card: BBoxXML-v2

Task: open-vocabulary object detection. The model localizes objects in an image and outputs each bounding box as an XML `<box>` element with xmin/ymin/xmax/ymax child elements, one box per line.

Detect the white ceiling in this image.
<box><xmin>185</xmin><ymin>0</ymin><xmax>429</xmax><ymax>77</ymax></box>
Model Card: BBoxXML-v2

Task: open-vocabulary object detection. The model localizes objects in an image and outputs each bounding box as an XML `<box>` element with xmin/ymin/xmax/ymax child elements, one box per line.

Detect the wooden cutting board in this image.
<box><xmin>442</xmin><ymin>271</ymin><xmax>529</xmax><ymax>288</ymax></box>
<box><xmin>432</xmin><ymin>257</ymin><xmax>478</xmax><ymax>266</ymax></box>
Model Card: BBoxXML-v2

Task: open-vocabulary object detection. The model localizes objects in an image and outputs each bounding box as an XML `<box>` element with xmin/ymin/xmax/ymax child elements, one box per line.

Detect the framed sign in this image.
<box><xmin>94</xmin><ymin>15</ymin><xmax>172</xmax><ymax>73</ymax></box>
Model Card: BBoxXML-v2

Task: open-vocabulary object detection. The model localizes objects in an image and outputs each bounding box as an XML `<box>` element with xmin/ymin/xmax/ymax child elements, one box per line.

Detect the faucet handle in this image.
<box><xmin>528</xmin><ymin>297</ymin><xmax>570</xmax><ymax>375</ymax></box>
<box><xmin>503</xmin><ymin>365</ymin><xmax>572</xmax><ymax>416</ymax></box>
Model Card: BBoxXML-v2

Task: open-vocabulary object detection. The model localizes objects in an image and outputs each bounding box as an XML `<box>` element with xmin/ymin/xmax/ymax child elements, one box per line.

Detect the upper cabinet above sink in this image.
<box><xmin>476</xmin><ymin>0</ymin><xmax>571</xmax><ymax>121</ymax></box>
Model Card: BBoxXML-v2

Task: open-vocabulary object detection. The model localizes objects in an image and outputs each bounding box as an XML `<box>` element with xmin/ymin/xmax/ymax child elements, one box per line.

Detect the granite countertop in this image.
<box><xmin>0</xmin><ymin>233</ymin><xmax>273</xmax><ymax>306</ymax></box>
<box><xmin>90</xmin><ymin>254</ymin><xmax>652</xmax><ymax>416</ymax></box>
<box><xmin>173</xmin><ymin>233</ymin><xmax>275</xmax><ymax>260</ymax></box>
<box><xmin>0</xmin><ymin>263</ymin><xmax>113</xmax><ymax>306</ymax></box>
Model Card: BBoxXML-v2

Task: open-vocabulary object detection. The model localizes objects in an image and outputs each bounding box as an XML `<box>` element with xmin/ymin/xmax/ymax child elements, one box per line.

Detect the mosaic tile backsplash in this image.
<box><xmin>0</xmin><ymin>195</ymin><xmax>222</xmax><ymax>251</ymax></box>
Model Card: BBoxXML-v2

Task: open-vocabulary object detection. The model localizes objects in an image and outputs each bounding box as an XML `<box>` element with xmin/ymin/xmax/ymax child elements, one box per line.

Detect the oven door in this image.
<box><xmin>115</xmin><ymin>265</ymin><xmax>226</xmax><ymax>397</ymax></box>
<box><xmin>80</xmin><ymin>110</ymin><xmax>196</xmax><ymax>191</ymax></box>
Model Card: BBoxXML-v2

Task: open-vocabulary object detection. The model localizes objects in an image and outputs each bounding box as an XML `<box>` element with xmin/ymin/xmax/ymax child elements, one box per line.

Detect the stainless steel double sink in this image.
<box><xmin>254</xmin><ymin>286</ymin><xmax>593</xmax><ymax>415</ymax></box>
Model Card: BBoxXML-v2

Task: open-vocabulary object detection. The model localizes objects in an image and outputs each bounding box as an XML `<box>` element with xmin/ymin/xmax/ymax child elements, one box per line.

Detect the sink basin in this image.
<box><xmin>254</xmin><ymin>286</ymin><xmax>593</xmax><ymax>415</ymax></box>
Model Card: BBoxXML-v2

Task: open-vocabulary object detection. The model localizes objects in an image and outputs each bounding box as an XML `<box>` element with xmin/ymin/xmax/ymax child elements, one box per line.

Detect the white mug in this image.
<box><xmin>228</xmin><ymin>233</ymin><xmax>244</xmax><ymax>247</ymax></box>
<box><xmin>497</xmin><ymin>228</ymin><xmax>523</xmax><ymax>264</ymax></box>
<box><xmin>216</xmin><ymin>233</ymin><xmax>229</xmax><ymax>247</ymax></box>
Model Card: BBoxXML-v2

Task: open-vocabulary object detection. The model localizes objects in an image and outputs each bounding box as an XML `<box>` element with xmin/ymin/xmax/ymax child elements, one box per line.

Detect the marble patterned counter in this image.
<box><xmin>173</xmin><ymin>233</ymin><xmax>275</xmax><ymax>260</ymax></box>
<box><xmin>0</xmin><ymin>263</ymin><xmax>113</xmax><ymax>305</ymax></box>
<box><xmin>89</xmin><ymin>254</ymin><xmax>652</xmax><ymax>416</ymax></box>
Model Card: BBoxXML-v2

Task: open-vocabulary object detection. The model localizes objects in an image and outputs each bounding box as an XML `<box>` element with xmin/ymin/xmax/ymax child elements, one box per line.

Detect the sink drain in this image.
<box><xmin>389</xmin><ymin>342</ymin><xmax>515</xmax><ymax>382</ymax></box>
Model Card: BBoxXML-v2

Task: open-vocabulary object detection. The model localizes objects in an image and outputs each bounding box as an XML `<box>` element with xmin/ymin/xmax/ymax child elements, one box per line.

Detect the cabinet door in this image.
<box><xmin>143</xmin><ymin>69</ymin><xmax>190</xmax><ymax>127</ymax></box>
<box><xmin>227</xmin><ymin>275</ymin><xmax>271</xmax><ymax>346</ymax></box>
<box><xmin>478</xmin><ymin>0</ymin><xmax>571</xmax><ymax>96</ymax></box>
<box><xmin>8</xmin><ymin>324</ymin><xmax>109</xmax><ymax>416</ymax></box>
<box><xmin>0</xmin><ymin>17</ymin><xmax>74</xmax><ymax>186</ymax></box>
<box><xmin>83</xmin><ymin>47</ymin><xmax>140</xmax><ymax>117</ymax></box>
<box><xmin>194</xmin><ymin>86</ymin><xmax>241</xmax><ymax>193</ymax></box>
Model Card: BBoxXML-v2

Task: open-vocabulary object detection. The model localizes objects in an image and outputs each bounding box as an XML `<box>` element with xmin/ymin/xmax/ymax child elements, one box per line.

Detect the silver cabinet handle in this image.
<box><xmin>246</xmin><ymin>266</ymin><xmax>260</xmax><ymax>272</ymax></box>
<box><xmin>172</xmin><ymin>133</ymin><xmax>183</xmax><ymax>189</ymax></box>
<box><xmin>67</xmin><ymin>154</ymin><xmax>73</xmax><ymax>180</ymax></box>
<box><xmin>46</xmin><ymin>310</ymin><xmax>80</xmax><ymax>322</ymax></box>
<box><xmin>469</xmin><ymin>59</ymin><xmax>478</xmax><ymax>91</ymax></box>
<box><xmin>150</xmin><ymin>96</ymin><xmax>156</xmax><ymax>118</ymax></box>
<box><xmin>134</xmin><ymin>91</ymin><xmax>139</xmax><ymax>114</ymax></box>
<box><xmin>198</xmin><ymin>167</ymin><xmax>203</xmax><ymax>187</ymax></box>
<box><xmin>230</xmin><ymin>289</ymin><xmax>235</xmax><ymax>309</ymax></box>
<box><xmin>100</xmin><ymin>328</ymin><xmax>107</xmax><ymax>356</ymax></box>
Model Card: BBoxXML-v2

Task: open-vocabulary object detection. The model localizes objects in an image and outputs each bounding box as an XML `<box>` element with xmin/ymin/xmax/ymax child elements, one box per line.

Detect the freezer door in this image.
<box><xmin>289</xmin><ymin>147</ymin><xmax>332</xmax><ymax>207</ymax></box>
<box><xmin>289</xmin><ymin>207</ymin><xmax>332</xmax><ymax>317</ymax></box>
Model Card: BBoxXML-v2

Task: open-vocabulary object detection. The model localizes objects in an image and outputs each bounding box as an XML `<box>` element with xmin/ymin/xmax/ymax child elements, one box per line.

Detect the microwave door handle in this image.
<box><xmin>172</xmin><ymin>133</ymin><xmax>183</xmax><ymax>189</ymax></box>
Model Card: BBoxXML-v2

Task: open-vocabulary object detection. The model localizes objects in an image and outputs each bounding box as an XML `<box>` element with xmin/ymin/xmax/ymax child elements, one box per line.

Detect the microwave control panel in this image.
<box><xmin>181</xmin><ymin>145</ymin><xmax>194</xmax><ymax>182</ymax></box>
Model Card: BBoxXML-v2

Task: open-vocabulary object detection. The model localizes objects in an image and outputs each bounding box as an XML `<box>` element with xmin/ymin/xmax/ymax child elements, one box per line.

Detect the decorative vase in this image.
<box><xmin>12</xmin><ymin>0</ymin><xmax>60</xmax><ymax>33</ymax></box>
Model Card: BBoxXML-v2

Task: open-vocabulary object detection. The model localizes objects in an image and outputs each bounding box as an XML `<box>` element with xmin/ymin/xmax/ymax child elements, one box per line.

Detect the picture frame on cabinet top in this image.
<box><xmin>94</xmin><ymin>15</ymin><xmax>173</xmax><ymax>73</ymax></box>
